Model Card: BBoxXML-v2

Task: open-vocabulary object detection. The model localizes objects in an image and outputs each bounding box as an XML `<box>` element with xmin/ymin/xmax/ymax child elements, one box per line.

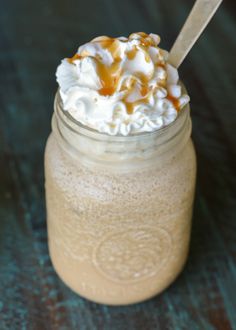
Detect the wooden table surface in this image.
<box><xmin>0</xmin><ymin>0</ymin><xmax>236</xmax><ymax>329</ymax></box>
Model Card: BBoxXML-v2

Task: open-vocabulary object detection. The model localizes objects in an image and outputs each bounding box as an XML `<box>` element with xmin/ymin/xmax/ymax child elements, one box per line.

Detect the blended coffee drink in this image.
<box><xmin>45</xmin><ymin>32</ymin><xmax>196</xmax><ymax>305</ymax></box>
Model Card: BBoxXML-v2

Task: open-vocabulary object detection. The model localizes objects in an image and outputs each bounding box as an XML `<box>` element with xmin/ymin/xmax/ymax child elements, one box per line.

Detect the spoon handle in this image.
<box><xmin>168</xmin><ymin>0</ymin><xmax>223</xmax><ymax>68</ymax></box>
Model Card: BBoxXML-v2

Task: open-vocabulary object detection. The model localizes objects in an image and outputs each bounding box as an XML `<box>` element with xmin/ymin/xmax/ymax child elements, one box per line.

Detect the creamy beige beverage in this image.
<box><xmin>45</xmin><ymin>32</ymin><xmax>196</xmax><ymax>305</ymax></box>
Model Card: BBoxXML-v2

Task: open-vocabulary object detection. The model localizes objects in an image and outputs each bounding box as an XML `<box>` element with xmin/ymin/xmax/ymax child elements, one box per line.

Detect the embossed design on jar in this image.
<box><xmin>93</xmin><ymin>227</ymin><xmax>172</xmax><ymax>283</ymax></box>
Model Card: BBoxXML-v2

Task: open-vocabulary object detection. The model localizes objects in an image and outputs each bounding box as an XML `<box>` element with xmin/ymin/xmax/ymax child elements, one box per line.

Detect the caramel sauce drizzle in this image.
<box><xmin>95</xmin><ymin>38</ymin><xmax>122</xmax><ymax>96</ymax></box>
<box><xmin>135</xmin><ymin>32</ymin><xmax>148</xmax><ymax>38</ymax></box>
<box><xmin>96</xmin><ymin>59</ymin><xmax>121</xmax><ymax>96</ymax></box>
<box><xmin>122</xmin><ymin>71</ymin><xmax>151</xmax><ymax>115</ymax></box>
<box><xmin>126</xmin><ymin>47</ymin><xmax>138</xmax><ymax>60</ymax></box>
<box><xmin>67</xmin><ymin>34</ymin><xmax>179</xmax><ymax>114</ymax></box>
<box><xmin>67</xmin><ymin>53</ymin><xmax>82</xmax><ymax>64</ymax></box>
<box><xmin>157</xmin><ymin>62</ymin><xmax>166</xmax><ymax>69</ymax></box>
<box><xmin>167</xmin><ymin>94</ymin><xmax>180</xmax><ymax>111</ymax></box>
<box><xmin>145</xmin><ymin>53</ymin><xmax>151</xmax><ymax>63</ymax></box>
<box><xmin>99</xmin><ymin>38</ymin><xmax>121</xmax><ymax>60</ymax></box>
<box><xmin>125</xmin><ymin>102</ymin><xmax>134</xmax><ymax>115</ymax></box>
<box><xmin>94</xmin><ymin>34</ymin><xmax>159</xmax><ymax>113</ymax></box>
<box><xmin>126</xmin><ymin>45</ymin><xmax>151</xmax><ymax>63</ymax></box>
<box><xmin>136</xmin><ymin>32</ymin><xmax>156</xmax><ymax>47</ymax></box>
<box><xmin>124</xmin><ymin>94</ymin><xmax>150</xmax><ymax>115</ymax></box>
<box><xmin>140</xmin><ymin>85</ymin><xmax>149</xmax><ymax>97</ymax></box>
<box><xmin>136</xmin><ymin>72</ymin><xmax>149</xmax><ymax>85</ymax></box>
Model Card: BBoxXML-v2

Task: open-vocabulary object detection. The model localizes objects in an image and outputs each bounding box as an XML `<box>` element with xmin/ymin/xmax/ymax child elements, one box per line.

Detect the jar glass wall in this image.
<box><xmin>44</xmin><ymin>92</ymin><xmax>196</xmax><ymax>305</ymax></box>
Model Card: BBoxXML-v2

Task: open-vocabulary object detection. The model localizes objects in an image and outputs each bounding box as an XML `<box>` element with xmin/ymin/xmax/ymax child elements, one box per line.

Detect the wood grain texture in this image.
<box><xmin>0</xmin><ymin>0</ymin><xmax>235</xmax><ymax>329</ymax></box>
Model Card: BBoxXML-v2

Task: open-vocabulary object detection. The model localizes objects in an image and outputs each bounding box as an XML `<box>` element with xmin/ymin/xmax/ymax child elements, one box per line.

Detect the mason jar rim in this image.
<box><xmin>54</xmin><ymin>88</ymin><xmax>190</xmax><ymax>143</ymax></box>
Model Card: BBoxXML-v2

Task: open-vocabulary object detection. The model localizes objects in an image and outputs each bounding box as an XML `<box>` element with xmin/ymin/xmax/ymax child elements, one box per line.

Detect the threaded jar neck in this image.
<box><xmin>52</xmin><ymin>91</ymin><xmax>192</xmax><ymax>171</ymax></box>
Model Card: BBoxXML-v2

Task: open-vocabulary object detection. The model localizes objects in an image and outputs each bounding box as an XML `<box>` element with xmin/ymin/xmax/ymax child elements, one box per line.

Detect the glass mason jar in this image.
<box><xmin>45</xmin><ymin>91</ymin><xmax>196</xmax><ymax>305</ymax></box>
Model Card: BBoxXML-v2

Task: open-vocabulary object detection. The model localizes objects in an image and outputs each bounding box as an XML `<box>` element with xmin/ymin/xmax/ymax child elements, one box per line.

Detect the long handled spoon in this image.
<box><xmin>168</xmin><ymin>0</ymin><xmax>223</xmax><ymax>68</ymax></box>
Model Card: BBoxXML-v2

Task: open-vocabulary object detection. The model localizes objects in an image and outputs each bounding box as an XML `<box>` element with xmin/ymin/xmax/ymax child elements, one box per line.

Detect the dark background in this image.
<box><xmin>0</xmin><ymin>0</ymin><xmax>236</xmax><ymax>329</ymax></box>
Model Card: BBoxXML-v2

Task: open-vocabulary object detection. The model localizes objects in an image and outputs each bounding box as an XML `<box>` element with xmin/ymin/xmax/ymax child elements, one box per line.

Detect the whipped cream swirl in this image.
<box><xmin>56</xmin><ymin>32</ymin><xmax>190</xmax><ymax>136</ymax></box>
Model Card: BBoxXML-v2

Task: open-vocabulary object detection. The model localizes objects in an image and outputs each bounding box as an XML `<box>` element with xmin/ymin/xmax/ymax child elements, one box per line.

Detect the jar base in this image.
<box><xmin>48</xmin><ymin>240</ymin><xmax>189</xmax><ymax>306</ymax></box>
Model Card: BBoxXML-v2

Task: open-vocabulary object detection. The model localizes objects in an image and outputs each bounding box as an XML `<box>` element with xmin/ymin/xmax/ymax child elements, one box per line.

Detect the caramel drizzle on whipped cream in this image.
<box><xmin>67</xmin><ymin>53</ymin><xmax>82</xmax><ymax>64</ymax></box>
<box><xmin>67</xmin><ymin>32</ymin><xmax>180</xmax><ymax>114</ymax></box>
<box><xmin>95</xmin><ymin>38</ymin><xmax>122</xmax><ymax>96</ymax></box>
